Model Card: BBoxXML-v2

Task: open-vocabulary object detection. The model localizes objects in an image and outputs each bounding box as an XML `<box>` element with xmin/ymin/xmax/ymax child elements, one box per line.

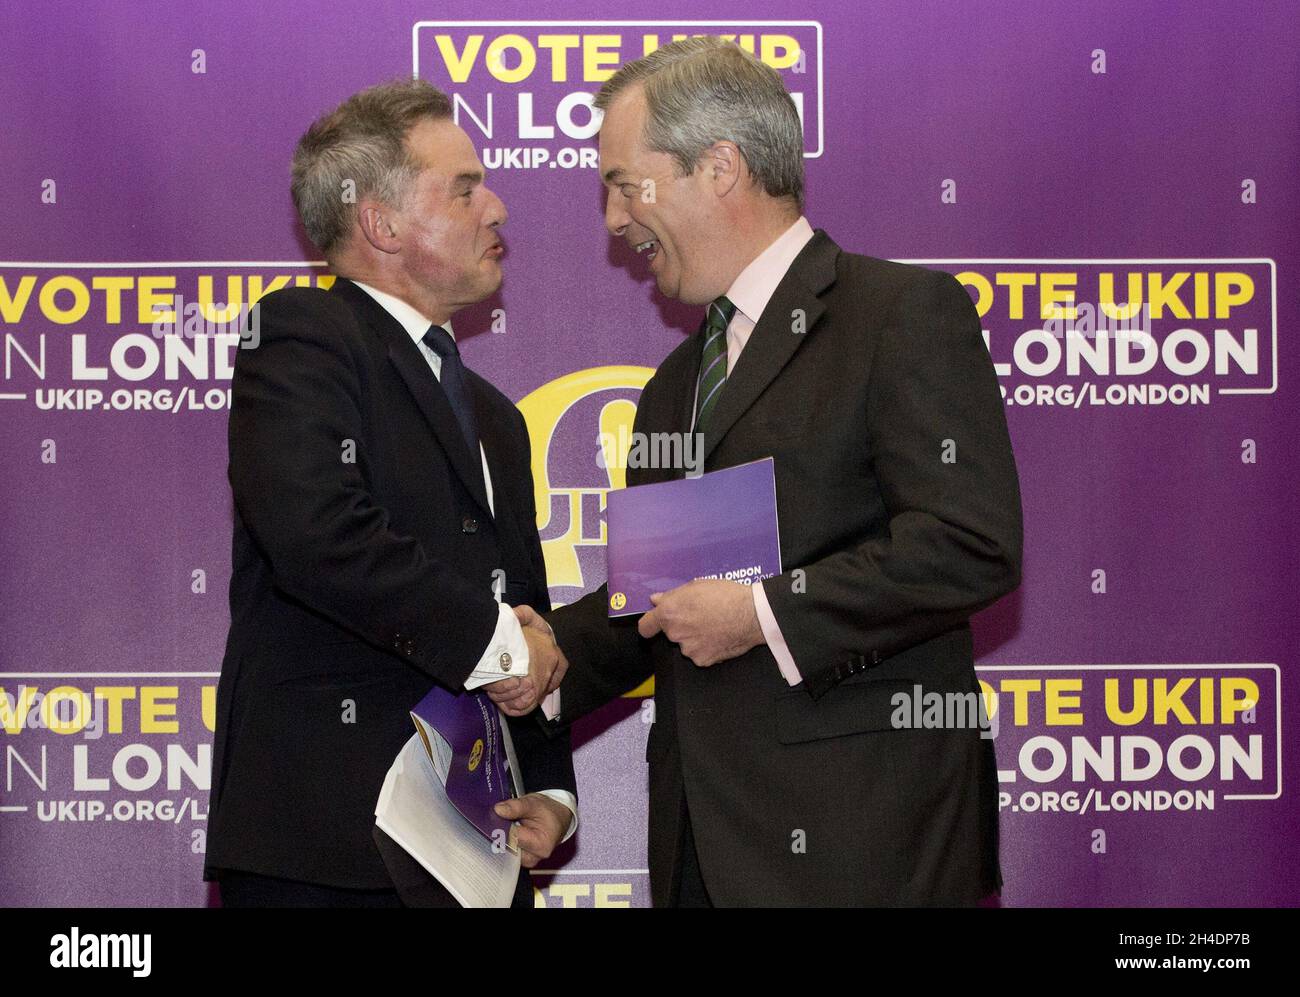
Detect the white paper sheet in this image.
<box><xmin>374</xmin><ymin>733</ymin><xmax>520</xmax><ymax>908</ymax></box>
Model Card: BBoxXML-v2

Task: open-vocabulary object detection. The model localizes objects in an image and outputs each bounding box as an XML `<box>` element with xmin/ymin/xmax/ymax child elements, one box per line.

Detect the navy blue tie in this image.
<box><xmin>421</xmin><ymin>324</ymin><xmax>480</xmax><ymax>459</ymax></box>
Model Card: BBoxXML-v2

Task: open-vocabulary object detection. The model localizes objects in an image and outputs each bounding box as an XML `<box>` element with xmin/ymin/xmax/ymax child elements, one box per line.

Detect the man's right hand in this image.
<box><xmin>486</xmin><ymin>606</ymin><xmax>567</xmax><ymax>716</ymax></box>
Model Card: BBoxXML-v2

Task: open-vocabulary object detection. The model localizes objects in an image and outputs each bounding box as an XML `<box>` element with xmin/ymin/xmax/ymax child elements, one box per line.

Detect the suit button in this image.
<box><xmin>499</xmin><ymin>651</ymin><xmax>513</xmax><ymax>672</ymax></box>
<box><xmin>462</xmin><ymin>516</ymin><xmax>479</xmax><ymax>534</ymax></box>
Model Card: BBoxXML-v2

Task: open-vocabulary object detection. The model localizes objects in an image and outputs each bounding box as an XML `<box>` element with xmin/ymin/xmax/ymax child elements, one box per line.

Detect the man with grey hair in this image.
<box><xmin>495</xmin><ymin>37</ymin><xmax>1022</xmax><ymax>906</ymax></box>
<box><xmin>206</xmin><ymin>79</ymin><xmax>576</xmax><ymax>907</ymax></box>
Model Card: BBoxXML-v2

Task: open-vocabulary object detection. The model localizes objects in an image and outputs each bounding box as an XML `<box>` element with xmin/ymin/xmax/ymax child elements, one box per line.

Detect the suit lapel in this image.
<box><xmin>473</xmin><ymin>380</ymin><xmax>518</xmax><ymax>532</ymax></box>
<box><xmin>331</xmin><ymin>279</ymin><xmax>491</xmax><ymax>515</ymax></box>
<box><xmin>702</xmin><ymin>230</ymin><xmax>839</xmax><ymax>462</ymax></box>
<box><xmin>677</xmin><ymin>321</ymin><xmax>705</xmax><ymax>437</ymax></box>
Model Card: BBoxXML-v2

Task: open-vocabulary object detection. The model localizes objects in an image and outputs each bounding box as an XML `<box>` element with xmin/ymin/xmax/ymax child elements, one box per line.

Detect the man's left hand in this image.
<box><xmin>637</xmin><ymin>579</ymin><xmax>765</xmax><ymax>668</ymax></box>
<box><xmin>494</xmin><ymin>794</ymin><xmax>570</xmax><ymax>869</ymax></box>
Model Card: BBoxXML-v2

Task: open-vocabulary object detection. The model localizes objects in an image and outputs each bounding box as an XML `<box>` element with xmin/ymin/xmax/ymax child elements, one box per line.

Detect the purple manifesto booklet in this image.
<box><xmin>606</xmin><ymin>458</ymin><xmax>782</xmax><ymax>617</ymax></box>
<box><xmin>410</xmin><ymin>684</ymin><xmax>517</xmax><ymax>845</ymax></box>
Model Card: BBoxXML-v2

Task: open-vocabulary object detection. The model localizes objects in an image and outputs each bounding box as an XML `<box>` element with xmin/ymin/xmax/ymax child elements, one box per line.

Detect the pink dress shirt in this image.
<box><xmin>715</xmin><ymin>216</ymin><xmax>816</xmax><ymax>686</ymax></box>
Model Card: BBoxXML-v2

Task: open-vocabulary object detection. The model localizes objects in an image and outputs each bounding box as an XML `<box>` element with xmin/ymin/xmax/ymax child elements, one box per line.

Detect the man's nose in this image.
<box><xmin>484</xmin><ymin>185</ymin><xmax>508</xmax><ymax>228</ymax></box>
<box><xmin>604</xmin><ymin>188</ymin><xmax>629</xmax><ymax>238</ymax></box>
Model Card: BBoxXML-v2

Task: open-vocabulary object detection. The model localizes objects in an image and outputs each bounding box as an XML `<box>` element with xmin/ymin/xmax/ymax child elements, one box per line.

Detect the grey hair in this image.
<box><xmin>290</xmin><ymin>78</ymin><xmax>453</xmax><ymax>257</ymax></box>
<box><xmin>595</xmin><ymin>36</ymin><xmax>804</xmax><ymax>211</ymax></box>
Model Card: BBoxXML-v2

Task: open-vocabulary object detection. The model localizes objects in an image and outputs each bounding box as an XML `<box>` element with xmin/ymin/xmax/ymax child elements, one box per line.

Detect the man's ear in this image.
<box><xmin>706</xmin><ymin>141</ymin><xmax>743</xmax><ymax>198</ymax></box>
<box><xmin>356</xmin><ymin>198</ymin><xmax>402</xmax><ymax>255</ymax></box>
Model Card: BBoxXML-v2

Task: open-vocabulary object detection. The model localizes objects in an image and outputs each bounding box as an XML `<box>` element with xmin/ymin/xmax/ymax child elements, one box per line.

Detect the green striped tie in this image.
<box><xmin>695</xmin><ymin>295</ymin><xmax>736</xmax><ymax>432</ymax></box>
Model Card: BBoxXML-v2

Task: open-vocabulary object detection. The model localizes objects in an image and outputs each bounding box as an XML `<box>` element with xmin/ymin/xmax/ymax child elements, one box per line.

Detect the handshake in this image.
<box><xmin>484</xmin><ymin>579</ymin><xmax>768</xmax><ymax>717</ymax></box>
<box><xmin>486</xmin><ymin>606</ymin><xmax>567</xmax><ymax>717</ymax></box>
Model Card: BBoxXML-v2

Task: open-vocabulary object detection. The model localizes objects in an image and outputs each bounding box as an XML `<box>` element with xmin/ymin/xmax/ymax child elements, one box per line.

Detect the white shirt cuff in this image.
<box><xmin>464</xmin><ymin>603</ymin><xmax>530</xmax><ymax>690</ymax></box>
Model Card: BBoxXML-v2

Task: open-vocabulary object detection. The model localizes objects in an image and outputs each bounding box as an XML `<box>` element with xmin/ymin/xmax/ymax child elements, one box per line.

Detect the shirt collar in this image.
<box><xmin>350</xmin><ymin>280</ymin><xmax>454</xmax><ymax>345</ymax></box>
<box><xmin>724</xmin><ymin>215</ymin><xmax>816</xmax><ymax>326</ymax></box>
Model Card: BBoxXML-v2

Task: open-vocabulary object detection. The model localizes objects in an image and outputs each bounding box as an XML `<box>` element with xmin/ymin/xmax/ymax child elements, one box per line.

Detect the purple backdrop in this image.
<box><xmin>1</xmin><ymin>0</ymin><xmax>1296</xmax><ymax>907</ymax></box>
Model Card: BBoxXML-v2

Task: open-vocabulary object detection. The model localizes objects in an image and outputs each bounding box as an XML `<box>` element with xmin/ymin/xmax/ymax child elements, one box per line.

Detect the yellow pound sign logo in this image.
<box><xmin>518</xmin><ymin>365</ymin><xmax>658</xmax><ymax>699</ymax></box>
<box><xmin>468</xmin><ymin>738</ymin><xmax>484</xmax><ymax>773</ymax></box>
